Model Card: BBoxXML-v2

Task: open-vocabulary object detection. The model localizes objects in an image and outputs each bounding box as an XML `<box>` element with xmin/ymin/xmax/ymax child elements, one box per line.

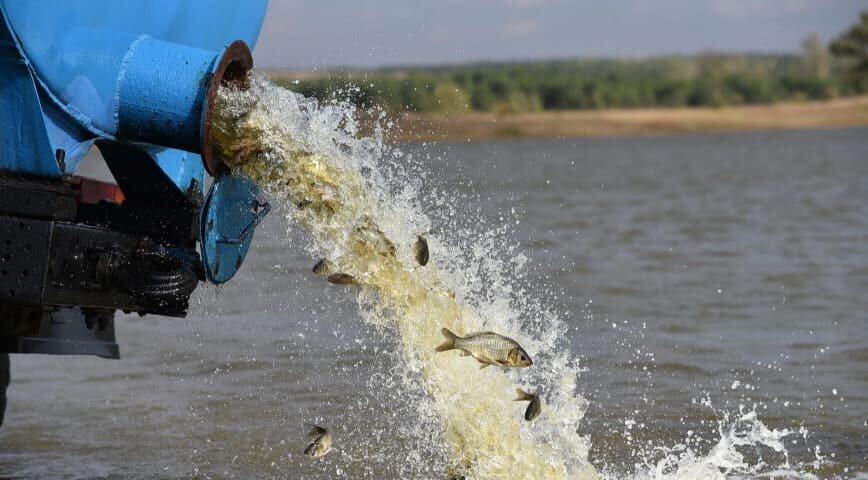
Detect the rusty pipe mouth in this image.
<box><xmin>202</xmin><ymin>40</ymin><xmax>253</xmax><ymax>176</ymax></box>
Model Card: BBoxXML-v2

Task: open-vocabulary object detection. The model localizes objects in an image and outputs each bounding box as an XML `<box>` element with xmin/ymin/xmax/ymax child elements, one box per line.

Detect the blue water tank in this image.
<box><xmin>0</xmin><ymin>0</ymin><xmax>268</xmax><ymax>175</ymax></box>
<box><xmin>0</xmin><ymin>0</ymin><xmax>271</xmax><ymax>284</ymax></box>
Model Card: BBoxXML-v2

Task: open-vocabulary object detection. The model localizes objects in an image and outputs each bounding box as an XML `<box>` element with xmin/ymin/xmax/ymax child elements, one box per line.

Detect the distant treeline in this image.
<box><xmin>275</xmin><ymin>52</ymin><xmax>868</xmax><ymax>114</ymax></box>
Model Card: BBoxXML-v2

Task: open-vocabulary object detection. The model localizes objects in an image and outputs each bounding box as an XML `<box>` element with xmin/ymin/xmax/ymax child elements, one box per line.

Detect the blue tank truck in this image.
<box><xmin>0</xmin><ymin>0</ymin><xmax>271</xmax><ymax>424</ymax></box>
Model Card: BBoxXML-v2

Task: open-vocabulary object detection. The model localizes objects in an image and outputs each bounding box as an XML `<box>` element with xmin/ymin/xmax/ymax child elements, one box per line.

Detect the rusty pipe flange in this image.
<box><xmin>201</xmin><ymin>40</ymin><xmax>253</xmax><ymax>176</ymax></box>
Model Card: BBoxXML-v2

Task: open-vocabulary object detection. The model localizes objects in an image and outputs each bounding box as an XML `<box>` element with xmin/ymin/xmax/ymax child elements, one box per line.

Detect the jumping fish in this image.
<box><xmin>303</xmin><ymin>424</ymin><xmax>333</xmax><ymax>458</ymax></box>
<box><xmin>313</xmin><ymin>259</ymin><xmax>362</xmax><ymax>286</ymax></box>
<box><xmin>435</xmin><ymin>328</ymin><xmax>532</xmax><ymax>369</ymax></box>
<box><xmin>327</xmin><ymin>273</ymin><xmax>361</xmax><ymax>285</ymax></box>
<box><xmin>514</xmin><ymin>388</ymin><xmax>542</xmax><ymax>421</ymax></box>
<box><xmin>415</xmin><ymin>235</ymin><xmax>429</xmax><ymax>266</ymax></box>
<box><xmin>312</xmin><ymin>259</ymin><xmax>335</xmax><ymax>276</ymax></box>
<box><xmin>353</xmin><ymin>216</ymin><xmax>397</xmax><ymax>258</ymax></box>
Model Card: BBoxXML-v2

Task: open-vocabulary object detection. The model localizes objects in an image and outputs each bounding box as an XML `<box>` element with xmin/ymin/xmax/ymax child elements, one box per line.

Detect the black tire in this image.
<box><xmin>0</xmin><ymin>353</ymin><xmax>8</xmax><ymax>427</ymax></box>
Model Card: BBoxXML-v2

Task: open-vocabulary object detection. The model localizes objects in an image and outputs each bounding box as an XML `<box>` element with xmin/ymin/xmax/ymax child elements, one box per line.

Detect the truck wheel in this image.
<box><xmin>0</xmin><ymin>353</ymin><xmax>8</xmax><ymax>427</ymax></box>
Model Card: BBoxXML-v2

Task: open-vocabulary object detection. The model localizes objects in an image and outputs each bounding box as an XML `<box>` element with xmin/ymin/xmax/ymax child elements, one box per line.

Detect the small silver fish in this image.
<box><xmin>312</xmin><ymin>259</ymin><xmax>335</xmax><ymax>276</ymax></box>
<box><xmin>415</xmin><ymin>235</ymin><xmax>429</xmax><ymax>266</ymax></box>
<box><xmin>354</xmin><ymin>216</ymin><xmax>397</xmax><ymax>258</ymax></box>
<box><xmin>303</xmin><ymin>424</ymin><xmax>332</xmax><ymax>458</ymax></box>
<box><xmin>514</xmin><ymin>388</ymin><xmax>542</xmax><ymax>421</ymax></box>
<box><xmin>327</xmin><ymin>273</ymin><xmax>361</xmax><ymax>285</ymax></box>
<box><xmin>435</xmin><ymin>328</ymin><xmax>533</xmax><ymax>369</ymax></box>
<box><xmin>313</xmin><ymin>260</ymin><xmax>362</xmax><ymax>285</ymax></box>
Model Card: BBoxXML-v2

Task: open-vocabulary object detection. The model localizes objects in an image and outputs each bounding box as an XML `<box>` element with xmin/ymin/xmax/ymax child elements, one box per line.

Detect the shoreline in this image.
<box><xmin>388</xmin><ymin>96</ymin><xmax>868</xmax><ymax>142</ymax></box>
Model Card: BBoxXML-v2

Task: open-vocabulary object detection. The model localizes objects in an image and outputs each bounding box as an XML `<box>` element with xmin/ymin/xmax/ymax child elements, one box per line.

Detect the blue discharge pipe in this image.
<box><xmin>115</xmin><ymin>36</ymin><xmax>252</xmax><ymax>174</ymax></box>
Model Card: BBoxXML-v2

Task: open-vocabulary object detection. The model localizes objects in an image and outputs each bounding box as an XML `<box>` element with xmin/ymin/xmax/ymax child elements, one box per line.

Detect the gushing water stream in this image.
<box><xmin>208</xmin><ymin>75</ymin><xmax>828</xmax><ymax>479</ymax></box>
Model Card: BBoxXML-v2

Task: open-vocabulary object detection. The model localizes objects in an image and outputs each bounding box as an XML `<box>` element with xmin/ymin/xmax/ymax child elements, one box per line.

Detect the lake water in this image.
<box><xmin>1</xmin><ymin>127</ymin><xmax>866</xmax><ymax>478</ymax></box>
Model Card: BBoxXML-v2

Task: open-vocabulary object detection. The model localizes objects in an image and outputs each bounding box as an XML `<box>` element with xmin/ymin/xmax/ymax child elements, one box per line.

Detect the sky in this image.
<box><xmin>253</xmin><ymin>0</ymin><xmax>868</xmax><ymax>69</ymax></box>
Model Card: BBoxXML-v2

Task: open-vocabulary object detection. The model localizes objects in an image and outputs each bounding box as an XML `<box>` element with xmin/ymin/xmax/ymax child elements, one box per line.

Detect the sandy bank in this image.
<box><xmin>390</xmin><ymin>96</ymin><xmax>868</xmax><ymax>142</ymax></box>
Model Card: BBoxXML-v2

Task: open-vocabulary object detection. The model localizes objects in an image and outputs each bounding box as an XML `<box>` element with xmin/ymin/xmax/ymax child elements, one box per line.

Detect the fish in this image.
<box><xmin>327</xmin><ymin>273</ymin><xmax>361</xmax><ymax>285</ymax></box>
<box><xmin>353</xmin><ymin>216</ymin><xmax>397</xmax><ymax>258</ymax></box>
<box><xmin>435</xmin><ymin>328</ymin><xmax>533</xmax><ymax>368</ymax></box>
<box><xmin>313</xmin><ymin>260</ymin><xmax>362</xmax><ymax>285</ymax></box>
<box><xmin>514</xmin><ymin>388</ymin><xmax>542</xmax><ymax>421</ymax></box>
<box><xmin>312</xmin><ymin>259</ymin><xmax>335</xmax><ymax>276</ymax></box>
<box><xmin>415</xmin><ymin>235</ymin><xmax>429</xmax><ymax>266</ymax></box>
<box><xmin>303</xmin><ymin>424</ymin><xmax>333</xmax><ymax>458</ymax></box>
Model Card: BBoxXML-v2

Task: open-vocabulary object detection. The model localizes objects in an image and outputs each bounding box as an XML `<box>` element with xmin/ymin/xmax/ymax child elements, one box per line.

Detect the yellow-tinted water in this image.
<box><xmin>210</xmin><ymin>76</ymin><xmax>597</xmax><ymax>479</ymax></box>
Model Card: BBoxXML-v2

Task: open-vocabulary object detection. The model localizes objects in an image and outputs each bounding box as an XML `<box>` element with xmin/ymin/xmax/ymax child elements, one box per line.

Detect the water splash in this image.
<box><xmin>605</xmin><ymin>402</ymin><xmax>826</xmax><ymax>480</ymax></box>
<box><xmin>209</xmin><ymin>75</ymin><xmax>826</xmax><ymax>479</ymax></box>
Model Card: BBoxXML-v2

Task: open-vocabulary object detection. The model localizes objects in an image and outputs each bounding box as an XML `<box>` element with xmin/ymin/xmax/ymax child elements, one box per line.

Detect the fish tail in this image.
<box><xmin>435</xmin><ymin>328</ymin><xmax>459</xmax><ymax>352</ymax></box>
<box><xmin>306</xmin><ymin>424</ymin><xmax>327</xmax><ymax>436</ymax></box>
<box><xmin>514</xmin><ymin>388</ymin><xmax>532</xmax><ymax>401</ymax></box>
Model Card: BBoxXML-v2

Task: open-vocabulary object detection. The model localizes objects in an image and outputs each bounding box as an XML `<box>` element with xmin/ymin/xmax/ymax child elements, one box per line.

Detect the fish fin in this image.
<box><xmin>495</xmin><ymin>359</ymin><xmax>510</xmax><ymax>367</ymax></box>
<box><xmin>305</xmin><ymin>424</ymin><xmax>328</xmax><ymax>437</ymax></box>
<box><xmin>435</xmin><ymin>328</ymin><xmax>459</xmax><ymax>352</ymax></box>
<box><xmin>478</xmin><ymin>362</ymin><xmax>490</xmax><ymax>369</ymax></box>
<box><xmin>514</xmin><ymin>388</ymin><xmax>532</xmax><ymax>401</ymax></box>
<box><xmin>459</xmin><ymin>350</ymin><xmax>470</xmax><ymax>357</ymax></box>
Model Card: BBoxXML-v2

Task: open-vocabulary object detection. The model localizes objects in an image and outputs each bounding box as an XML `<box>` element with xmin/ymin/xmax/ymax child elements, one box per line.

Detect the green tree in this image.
<box><xmin>282</xmin><ymin>51</ymin><xmax>858</xmax><ymax>114</ymax></box>
<box><xmin>829</xmin><ymin>11</ymin><xmax>868</xmax><ymax>76</ymax></box>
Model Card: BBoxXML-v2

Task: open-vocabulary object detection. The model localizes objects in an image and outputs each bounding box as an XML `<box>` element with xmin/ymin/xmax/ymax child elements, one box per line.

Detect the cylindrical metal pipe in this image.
<box><xmin>115</xmin><ymin>37</ymin><xmax>252</xmax><ymax>174</ymax></box>
<box><xmin>115</xmin><ymin>35</ymin><xmax>215</xmax><ymax>152</ymax></box>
